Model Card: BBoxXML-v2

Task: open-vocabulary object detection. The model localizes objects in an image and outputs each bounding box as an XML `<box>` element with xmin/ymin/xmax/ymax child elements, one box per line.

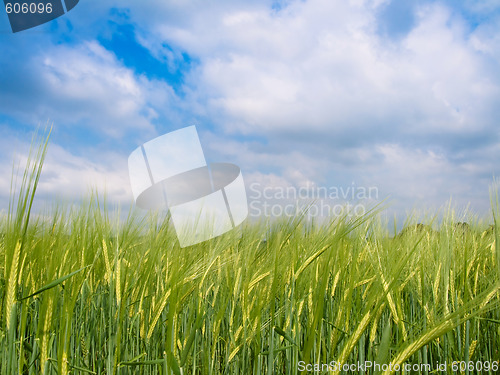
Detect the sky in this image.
<box><xmin>1</xmin><ymin>0</ymin><xmax>500</xmax><ymax>227</ymax></box>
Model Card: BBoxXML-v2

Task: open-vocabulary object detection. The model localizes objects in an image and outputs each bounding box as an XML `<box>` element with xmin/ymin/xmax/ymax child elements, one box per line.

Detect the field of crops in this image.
<box><xmin>1</xmin><ymin>135</ymin><xmax>500</xmax><ymax>374</ymax></box>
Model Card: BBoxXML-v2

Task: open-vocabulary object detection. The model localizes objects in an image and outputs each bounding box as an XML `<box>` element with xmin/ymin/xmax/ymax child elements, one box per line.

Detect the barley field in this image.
<box><xmin>1</xmin><ymin>133</ymin><xmax>499</xmax><ymax>374</ymax></box>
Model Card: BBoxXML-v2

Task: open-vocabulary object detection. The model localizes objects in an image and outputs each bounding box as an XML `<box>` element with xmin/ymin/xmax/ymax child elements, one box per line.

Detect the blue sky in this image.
<box><xmin>1</xmin><ymin>0</ymin><xmax>500</xmax><ymax>225</ymax></box>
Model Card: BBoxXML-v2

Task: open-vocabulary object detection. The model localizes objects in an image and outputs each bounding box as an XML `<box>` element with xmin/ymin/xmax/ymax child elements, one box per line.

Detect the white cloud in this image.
<box><xmin>39</xmin><ymin>41</ymin><xmax>174</xmax><ymax>138</ymax></box>
<box><xmin>0</xmin><ymin>130</ymin><xmax>132</xmax><ymax>211</ymax></box>
<box><xmin>106</xmin><ymin>0</ymin><xmax>497</xmax><ymax>147</ymax></box>
<box><xmin>39</xmin><ymin>143</ymin><xmax>132</xmax><ymax>203</ymax></box>
<box><xmin>0</xmin><ymin>39</ymin><xmax>183</xmax><ymax>141</ymax></box>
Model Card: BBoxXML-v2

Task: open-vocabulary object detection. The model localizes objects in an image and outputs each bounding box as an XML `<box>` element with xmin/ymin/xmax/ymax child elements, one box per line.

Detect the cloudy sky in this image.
<box><xmin>1</xmin><ymin>0</ymin><xmax>500</xmax><ymax>225</ymax></box>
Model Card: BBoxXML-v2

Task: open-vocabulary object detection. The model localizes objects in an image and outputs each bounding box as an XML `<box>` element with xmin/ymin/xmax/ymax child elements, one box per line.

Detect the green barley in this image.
<box><xmin>1</xmin><ymin>130</ymin><xmax>500</xmax><ymax>374</ymax></box>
